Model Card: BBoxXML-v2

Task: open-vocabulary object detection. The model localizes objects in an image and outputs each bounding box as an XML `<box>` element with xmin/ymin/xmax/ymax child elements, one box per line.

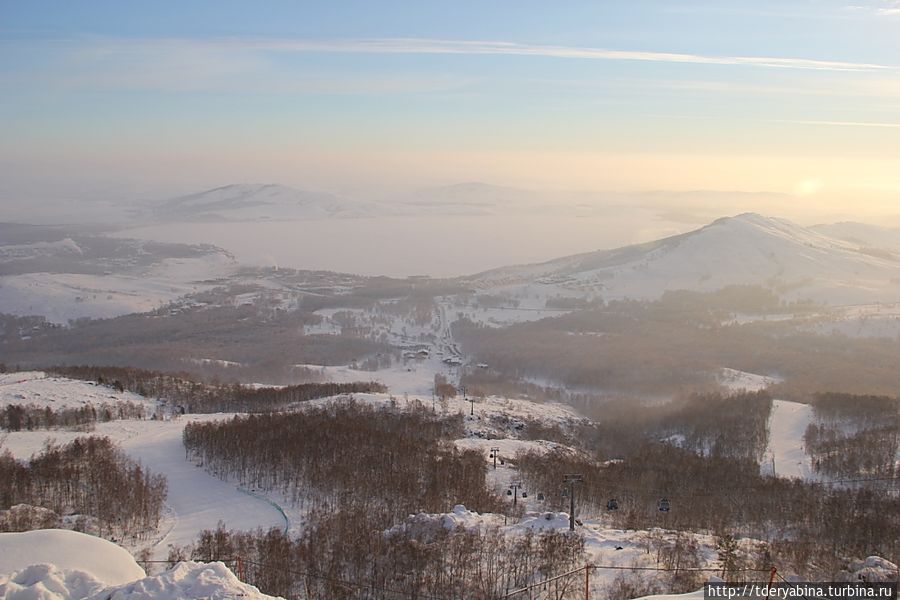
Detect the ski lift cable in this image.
<box><xmin>545</xmin><ymin>474</ymin><xmax>900</xmax><ymax>500</ymax></box>
<box><xmin>242</xmin><ymin>559</ymin><xmax>449</xmax><ymax>600</ymax></box>
<box><xmin>775</xmin><ymin>566</ymin><xmax>834</xmax><ymax>600</ymax></box>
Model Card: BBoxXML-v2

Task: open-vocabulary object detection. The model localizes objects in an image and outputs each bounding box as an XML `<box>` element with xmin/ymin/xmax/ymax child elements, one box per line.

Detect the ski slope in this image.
<box><xmin>762</xmin><ymin>400</ymin><xmax>817</xmax><ymax>479</ymax></box>
<box><xmin>0</xmin><ymin>415</ymin><xmax>288</xmax><ymax>561</ymax></box>
<box><xmin>119</xmin><ymin>418</ymin><xmax>288</xmax><ymax>559</ymax></box>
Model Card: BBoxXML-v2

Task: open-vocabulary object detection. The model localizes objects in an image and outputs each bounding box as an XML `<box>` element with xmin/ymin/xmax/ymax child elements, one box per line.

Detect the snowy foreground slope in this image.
<box><xmin>0</xmin><ymin>530</ymin><xmax>145</xmax><ymax>586</ymax></box>
<box><xmin>0</xmin><ymin>530</ymin><xmax>278</xmax><ymax>600</ymax></box>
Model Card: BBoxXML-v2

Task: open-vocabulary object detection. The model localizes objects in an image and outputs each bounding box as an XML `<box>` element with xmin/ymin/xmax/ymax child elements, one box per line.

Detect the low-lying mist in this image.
<box><xmin>114</xmin><ymin>215</ymin><xmax>694</xmax><ymax>278</ymax></box>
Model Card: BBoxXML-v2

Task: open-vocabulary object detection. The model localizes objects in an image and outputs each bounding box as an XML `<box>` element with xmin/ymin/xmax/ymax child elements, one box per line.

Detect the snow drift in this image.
<box><xmin>0</xmin><ymin>530</ymin><xmax>145</xmax><ymax>587</ymax></box>
<box><xmin>0</xmin><ymin>530</ymin><xmax>279</xmax><ymax>600</ymax></box>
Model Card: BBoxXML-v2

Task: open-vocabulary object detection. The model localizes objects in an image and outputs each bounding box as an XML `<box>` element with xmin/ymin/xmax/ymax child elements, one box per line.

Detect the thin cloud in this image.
<box><xmin>848</xmin><ymin>1</ymin><xmax>900</xmax><ymax>15</ymax></box>
<box><xmin>877</xmin><ymin>0</ymin><xmax>900</xmax><ymax>14</ymax></box>
<box><xmin>780</xmin><ymin>119</ymin><xmax>900</xmax><ymax>128</ymax></box>
<box><xmin>241</xmin><ymin>38</ymin><xmax>891</xmax><ymax>73</ymax></box>
<box><xmin>53</xmin><ymin>36</ymin><xmax>895</xmax><ymax>74</ymax></box>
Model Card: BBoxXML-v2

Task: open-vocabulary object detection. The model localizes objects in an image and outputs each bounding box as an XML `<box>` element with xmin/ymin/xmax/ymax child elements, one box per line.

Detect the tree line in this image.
<box><xmin>804</xmin><ymin>424</ymin><xmax>898</xmax><ymax>480</ymax></box>
<box><xmin>453</xmin><ymin>293</ymin><xmax>900</xmax><ymax>397</ymax></box>
<box><xmin>183</xmin><ymin>399</ymin><xmax>502</xmax><ymax>523</ymax></box>
<box><xmin>1</xmin><ymin>400</ymin><xmax>147</xmax><ymax>431</ymax></box>
<box><xmin>0</xmin><ymin>436</ymin><xmax>166</xmax><ymax>542</ymax></box>
<box><xmin>515</xmin><ymin>443</ymin><xmax>898</xmax><ymax>579</ymax></box>
<box><xmin>804</xmin><ymin>392</ymin><xmax>899</xmax><ymax>480</ymax></box>
<box><xmin>177</xmin><ymin>517</ymin><xmax>585</xmax><ymax>599</ymax></box>
<box><xmin>175</xmin><ymin>399</ymin><xmax>595</xmax><ymax>597</ymax></box>
<box><xmin>49</xmin><ymin>365</ymin><xmax>386</xmax><ymax>413</ymax></box>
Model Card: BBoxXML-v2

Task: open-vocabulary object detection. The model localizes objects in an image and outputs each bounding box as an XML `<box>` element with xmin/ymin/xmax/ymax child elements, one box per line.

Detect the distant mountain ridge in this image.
<box><xmin>470</xmin><ymin>213</ymin><xmax>900</xmax><ymax>305</ymax></box>
<box><xmin>397</xmin><ymin>182</ymin><xmax>544</xmax><ymax>215</ymax></box>
<box><xmin>156</xmin><ymin>183</ymin><xmax>385</xmax><ymax>221</ymax></box>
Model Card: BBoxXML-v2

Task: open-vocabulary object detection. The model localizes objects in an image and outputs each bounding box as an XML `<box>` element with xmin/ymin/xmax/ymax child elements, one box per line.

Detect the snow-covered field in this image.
<box><xmin>302</xmin><ymin>391</ymin><xmax>589</xmax><ymax>440</ymax></box>
<box><xmin>717</xmin><ymin>368</ymin><xmax>781</xmax><ymax>393</ymax></box>
<box><xmin>0</xmin><ymin>372</ymin><xmax>153</xmax><ymax>413</ymax></box>
<box><xmin>0</xmin><ymin>254</ymin><xmax>235</xmax><ymax>325</ymax></box>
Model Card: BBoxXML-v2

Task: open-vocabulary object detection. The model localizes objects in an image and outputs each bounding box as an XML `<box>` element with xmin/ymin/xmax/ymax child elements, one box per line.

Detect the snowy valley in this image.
<box><xmin>1</xmin><ymin>209</ymin><xmax>898</xmax><ymax>599</ymax></box>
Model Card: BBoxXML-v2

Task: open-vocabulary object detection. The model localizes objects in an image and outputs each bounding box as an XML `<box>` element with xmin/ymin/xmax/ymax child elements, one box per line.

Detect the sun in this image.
<box><xmin>794</xmin><ymin>178</ymin><xmax>824</xmax><ymax>197</ymax></box>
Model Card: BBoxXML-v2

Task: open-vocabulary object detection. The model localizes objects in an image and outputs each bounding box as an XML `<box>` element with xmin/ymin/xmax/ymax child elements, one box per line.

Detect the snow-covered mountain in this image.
<box><xmin>471</xmin><ymin>213</ymin><xmax>900</xmax><ymax>304</ymax></box>
<box><xmin>156</xmin><ymin>183</ymin><xmax>386</xmax><ymax>221</ymax></box>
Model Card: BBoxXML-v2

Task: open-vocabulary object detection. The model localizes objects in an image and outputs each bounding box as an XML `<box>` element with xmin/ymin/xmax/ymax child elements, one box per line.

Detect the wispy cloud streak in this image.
<box><xmin>57</xmin><ymin>36</ymin><xmax>895</xmax><ymax>74</ymax></box>
<box><xmin>781</xmin><ymin>119</ymin><xmax>900</xmax><ymax>128</ymax></box>
<box><xmin>241</xmin><ymin>37</ymin><xmax>893</xmax><ymax>72</ymax></box>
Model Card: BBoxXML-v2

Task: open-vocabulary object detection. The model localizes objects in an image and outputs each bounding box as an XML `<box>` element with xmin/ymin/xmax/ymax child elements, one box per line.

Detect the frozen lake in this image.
<box><xmin>116</xmin><ymin>215</ymin><xmax>692</xmax><ymax>278</ymax></box>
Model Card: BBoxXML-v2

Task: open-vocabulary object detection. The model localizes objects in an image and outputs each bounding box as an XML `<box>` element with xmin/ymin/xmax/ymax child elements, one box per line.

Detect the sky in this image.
<box><xmin>1</xmin><ymin>0</ymin><xmax>899</xmax><ymax>219</ymax></box>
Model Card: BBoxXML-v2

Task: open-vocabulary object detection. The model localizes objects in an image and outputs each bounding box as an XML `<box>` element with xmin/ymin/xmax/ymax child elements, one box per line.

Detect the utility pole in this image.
<box><xmin>490</xmin><ymin>446</ymin><xmax>500</xmax><ymax>469</ymax></box>
<box><xmin>564</xmin><ymin>473</ymin><xmax>584</xmax><ymax>531</ymax></box>
<box><xmin>584</xmin><ymin>564</ymin><xmax>591</xmax><ymax>600</ymax></box>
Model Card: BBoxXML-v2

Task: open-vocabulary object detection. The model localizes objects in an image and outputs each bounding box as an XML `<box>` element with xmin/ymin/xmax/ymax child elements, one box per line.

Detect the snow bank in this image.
<box><xmin>0</xmin><ymin>564</ymin><xmax>106</xmax><ymax>600</ymax></box>
<box><xmin>94</xmin><ymin>561</ymin><xmax>279</xmax><ymax>600</ymax></box>
<box><xmin>514</xmin><ymin>511</ymin><xmax>573</xmax><ymax>532</ymax></box>
<box><xmin>0</xmin><ymin>562</ymin><xmax>281</xmax><ymax>600</ymax></box>
<box><xmin>840</xmin><ymin>556</ymin><xmax>899</xmax><ymax>582</ymax></box>
<box><xmin>0</xmin><ymin>530</ymin><xmax>145</xmax><ymax>586</ymax></box>
<box><xmin>386</xmin><ymin>505</ymin><xmax>504</xmax><ymax>540</ymax></box>
<box><xmin>0</xmin><ymin>531</ymin><xmax>279</xmax><ymax>600</ymax></box>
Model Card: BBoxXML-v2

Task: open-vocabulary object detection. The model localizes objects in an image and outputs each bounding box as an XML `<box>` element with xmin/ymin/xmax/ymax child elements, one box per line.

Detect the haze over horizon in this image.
<box><xmin>2</xmin><ymin>0</ymin><xmax>900</xmax><ymax>226</ymax></box>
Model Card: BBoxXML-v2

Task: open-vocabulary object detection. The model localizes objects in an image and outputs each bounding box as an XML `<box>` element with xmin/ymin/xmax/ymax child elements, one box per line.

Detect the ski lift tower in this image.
<box><xmin>508</xmin><ymin>481</ymin><xmax>523</xmax><ymax>507</ymax></box>
<box><xmin>563</xmin><ymin>473</ymin><xmax>584</xmax><ymax>531</ymax></box>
